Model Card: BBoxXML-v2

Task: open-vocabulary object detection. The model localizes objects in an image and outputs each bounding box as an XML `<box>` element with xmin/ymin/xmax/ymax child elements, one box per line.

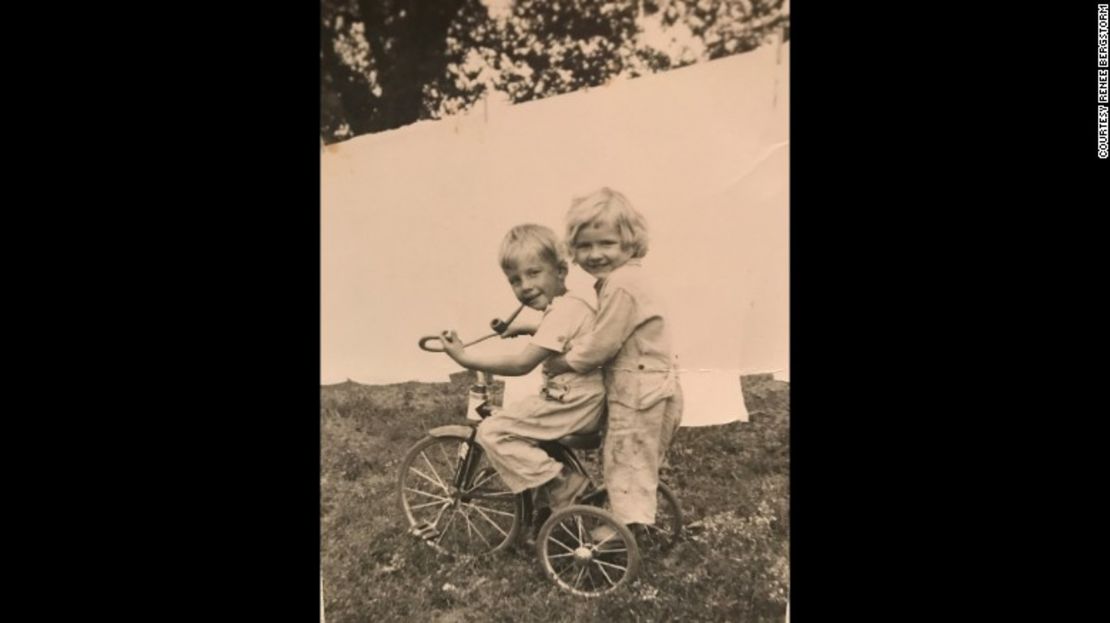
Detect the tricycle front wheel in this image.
<box><xmin>398</xmin><ymin>433</ymin><xmax>523</xmax><ymax>556</ymax></box>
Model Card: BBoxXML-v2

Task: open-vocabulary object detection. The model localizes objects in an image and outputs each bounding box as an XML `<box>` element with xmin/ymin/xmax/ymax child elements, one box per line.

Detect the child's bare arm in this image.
<box><xmin>559</xmin><ymin>288</ymin><xmax>639</xmax><ymax>373</ymax></box>
<box><xmin>544</xmin><ymin>353</ymin><xmax>573</xmax><ymax>376</ymax></box>
<box><xmin>441</xmin><ymin>330</ymin><xmax>553</xmax><ymax>376</ymax></box>
<box><xmin>500</xmin><ymin>317</ymin><xmax>540</xmax><ymax>338</ymax></box>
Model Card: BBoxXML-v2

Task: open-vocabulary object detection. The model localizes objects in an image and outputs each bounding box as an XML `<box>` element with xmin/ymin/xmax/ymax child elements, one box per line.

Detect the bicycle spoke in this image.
<box><xmin>410</xmin><ymin>499</ymin><xmax>451</xmax><ymax>511</ymax></box>
<box><xmin>559</xmin><ymin>523</ymin><xmax>582</xmax><ymax>547</ymax></box>
<box><xmin>421</xmin><ymin>453</ymin><xmax>449</xmax><ymax>490</ymax></box>
<box><xmin>547</xmin><ymin>535</ymin><xmax>576</xmax><ymax>554</ymax></box>
<box><xmin>459</xmin><ymin>509</ymin><xmax>491</xmax><ymax>547</ymax></box>
<box><xmin>586</xmin><ymin>565</ymin><xmax>600</xmax><ymax>592</ymax></box>
<box><xmin>592</xmin><ymin>559</ymin><xmax>617</xmax><ymax>587</ymax></box>
<box><xmin>436</xmin><ymin>510</ymin><xmax>460</xmax><ymax>545</ymax></box>
<box><xmin>431</xmin><ymin>500</ymin><xmax>451</xmax><ymax>528</ymax></box>
<box><xmin>592</xmin><ymin>558</ymin><xmax>628</xmax><ymax>572</ymax></box>
<box><xmin>572</xmin><ymin>566</ymin><xmax>585</xmax><ymax>589</ymax></box>
<box><xmin>463</xmin><ymin>508</ymin><xmax>474</xmax><ymax>539</ymax></box>
<box><xmin>463</xmin><ymin>503</ymin><xmax>509</xmax><ymax>538</ymax></box>
<box><xmin>555</xmin><ymin>561</ymin><xmax>575</xmax><ymax>579</ymax></box>
<box><xmin>404</xmin><ymin>487</ymin><xmax>451</xmax><ymax>503</ymax></box>
<box><xmin>409</xmin><ymin>467</ymin><xmax>449</xmax><ymax>493</ymax></box>
<box><xmin>547</xmin><ymin>552</ymin><xmax>577</xmax><ymax>559</ymax></box>
<box><xmin>462</xmin><ymin>502</ymin><xmax>514</xmax><ymax>518</ymax></box>
<box><xmin>470</xmin><ymin>470</ymin><xmax>498</xmax><ymax>491</ymax></box>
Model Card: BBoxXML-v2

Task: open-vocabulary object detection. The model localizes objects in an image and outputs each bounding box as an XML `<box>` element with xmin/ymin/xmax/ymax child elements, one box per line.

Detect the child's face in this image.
<box><xmin>571</xmin><ymin>218</ymin><xmax>634</xmax><ymax>279</ymax></box>
<box><xmin>503</xmin><ymin>253</ymin><xmax>567</xmax><ymax>310</ymax></box>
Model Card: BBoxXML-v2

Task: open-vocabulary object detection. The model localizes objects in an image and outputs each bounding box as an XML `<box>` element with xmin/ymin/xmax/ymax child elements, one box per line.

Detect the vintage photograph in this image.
<box><xmin>321</xmin><ymin>1</ymin><xmax>789</xmax><ymax>620</ymax></box>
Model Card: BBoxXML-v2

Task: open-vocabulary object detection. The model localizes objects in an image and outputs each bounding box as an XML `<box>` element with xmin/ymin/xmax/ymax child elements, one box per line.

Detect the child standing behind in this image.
<box><xmin>544</xmin><ymin>188</ymin><xmax>683</xmax><ymax>534</ymax></box>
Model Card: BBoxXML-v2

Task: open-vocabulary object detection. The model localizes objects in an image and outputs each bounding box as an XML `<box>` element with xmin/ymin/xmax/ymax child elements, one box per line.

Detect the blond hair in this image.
<box><xmin>564</xmin><ymin>187</ymin><xmax>650</xmax><ymax>259</ymax></box>
<box><xmin>498</xmin><ymin>223</ymin><xmax>567</xmax><ymax>271</ymax></box>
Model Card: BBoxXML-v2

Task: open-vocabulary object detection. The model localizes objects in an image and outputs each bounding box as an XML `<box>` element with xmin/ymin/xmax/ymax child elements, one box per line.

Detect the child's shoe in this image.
<box><xmin>546</xmin><ymin>468</ymin><xmax>589</xmax><ymax>510</ymax></box>
<box><xmin>589</xmin><ymin>524</ymin><xmax>623</xmax><ymax>550</ymax></box>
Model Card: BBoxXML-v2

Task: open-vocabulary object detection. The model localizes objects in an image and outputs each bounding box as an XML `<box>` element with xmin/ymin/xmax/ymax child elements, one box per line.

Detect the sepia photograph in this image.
<box><xmin>321</xmin><ymin>1</ymin><xmax>790</xmax><ymax>620</ymax></box>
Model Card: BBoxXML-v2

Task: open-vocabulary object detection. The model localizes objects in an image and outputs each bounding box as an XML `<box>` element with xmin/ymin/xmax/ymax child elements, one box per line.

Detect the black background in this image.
<box><xmin>41</xmin><ymin>1</ymin><xmax>1101</xmax><ymax>619</ymax></box>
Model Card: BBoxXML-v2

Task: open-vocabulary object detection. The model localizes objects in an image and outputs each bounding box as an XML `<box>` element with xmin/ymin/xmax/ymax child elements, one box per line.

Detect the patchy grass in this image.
<box><xmin>322</xmin><ymin>373</ymin><xmax>789</xmax><ymax>622</ymax></box>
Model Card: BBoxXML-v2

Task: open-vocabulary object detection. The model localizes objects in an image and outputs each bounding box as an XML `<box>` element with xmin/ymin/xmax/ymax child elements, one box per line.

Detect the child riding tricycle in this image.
<box><xmin>399</xmin><ymin>193</ymin><xmax>684</xmax><ymax>596</ymax></box>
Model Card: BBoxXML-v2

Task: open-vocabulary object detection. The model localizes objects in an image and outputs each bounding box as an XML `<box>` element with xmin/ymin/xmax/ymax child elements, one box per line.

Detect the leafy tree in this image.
<box><xmin>321</xmin><ymin>0</ymin><xmax>788</xmax><ymax>143</ymax></box>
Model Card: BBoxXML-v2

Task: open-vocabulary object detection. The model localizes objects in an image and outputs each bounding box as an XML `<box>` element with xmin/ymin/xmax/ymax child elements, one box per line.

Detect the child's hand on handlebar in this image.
<box><xmin>440</xmin><ymin>330</ymin><xmax>466</xmax><ymax>359</ymax></box>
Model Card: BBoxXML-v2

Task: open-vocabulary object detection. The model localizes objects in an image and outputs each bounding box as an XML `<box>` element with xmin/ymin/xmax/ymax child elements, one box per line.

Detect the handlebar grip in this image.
<box><xmin>418</xmin><ymin>335</ymin><xmax>445</xmax><ymax>352</ymax></box>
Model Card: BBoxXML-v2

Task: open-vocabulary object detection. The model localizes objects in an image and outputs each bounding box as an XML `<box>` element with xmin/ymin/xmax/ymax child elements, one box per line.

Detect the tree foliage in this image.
<box><xmin>321</xmin><ymin>0</ymin><xmax>789</xmax><ymax>143</ymax></box>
